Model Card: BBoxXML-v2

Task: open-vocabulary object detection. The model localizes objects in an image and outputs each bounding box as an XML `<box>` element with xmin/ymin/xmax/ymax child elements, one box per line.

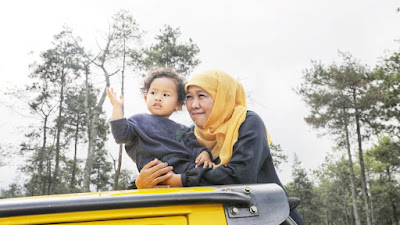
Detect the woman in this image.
<box><xmin>135</xmin><ymin>70</ymin><xmax>305</xmax><ymax>224</ymax></box>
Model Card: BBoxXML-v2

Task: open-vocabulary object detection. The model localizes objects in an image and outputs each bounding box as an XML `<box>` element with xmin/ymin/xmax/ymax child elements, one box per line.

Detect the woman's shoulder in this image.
<box><xmin>244</xmin><ymin>110</ymin><xmax>264</xmax><ymax>123</ymax></box>
<box><xmin>241</xmin><ymin>110</ymin><xmax>266</xmax><ymax>130</ymax></box>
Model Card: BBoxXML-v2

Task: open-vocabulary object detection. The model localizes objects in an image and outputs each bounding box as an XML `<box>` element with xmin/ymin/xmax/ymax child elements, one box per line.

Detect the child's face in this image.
<box><xmin>144</xmin><ymin>77</ymin><xmax>182</xmax><ymax>118</ymax></box>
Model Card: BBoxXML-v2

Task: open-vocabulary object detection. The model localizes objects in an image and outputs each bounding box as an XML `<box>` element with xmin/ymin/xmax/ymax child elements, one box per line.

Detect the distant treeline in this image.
<box><xmin>0</xmin><ymin>9</ymin><xmax>201</xmax><ymax>195</ymax></box>
<box><xmin>0</xmin><ymin>9</ymin><xmax>399</xmax><ymax>225</ymax></box>
<box><xmin>286</xmin><ymin>51</ymin><xmax>400</xmax><ymax>225</ymax></box>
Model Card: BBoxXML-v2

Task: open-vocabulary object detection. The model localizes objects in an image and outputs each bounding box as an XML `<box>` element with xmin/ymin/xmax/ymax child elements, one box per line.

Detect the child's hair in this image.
<box><xmin>141</xmin><ymin>67</ymin><xmax>186</xmax><ymax>104</ymax></box>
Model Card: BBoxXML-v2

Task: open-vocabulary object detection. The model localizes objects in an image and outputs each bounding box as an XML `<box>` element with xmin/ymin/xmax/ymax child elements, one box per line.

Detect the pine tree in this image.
<box><xmin>140</xmin><ymin>25</ymin><xmax>201</xmax><ymax>77</ymax></box>
<box><xmin>297</xmin><ymin>52</ymin><xmax>384</xmax><ymax>225</ymax></box>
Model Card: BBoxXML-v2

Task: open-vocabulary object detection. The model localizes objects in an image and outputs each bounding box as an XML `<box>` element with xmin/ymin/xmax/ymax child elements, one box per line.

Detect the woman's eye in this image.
<box><xmin>186</xmin><ymin>95</ymin><xmax>193</xmax><ymax>100</ymax></box>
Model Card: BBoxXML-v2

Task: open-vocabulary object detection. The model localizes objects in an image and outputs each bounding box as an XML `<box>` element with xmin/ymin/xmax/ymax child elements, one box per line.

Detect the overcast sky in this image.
<box><xmin>1</xmin><ymin>0</ymin><xmax>400</xmax><ymax>189</ymax></box>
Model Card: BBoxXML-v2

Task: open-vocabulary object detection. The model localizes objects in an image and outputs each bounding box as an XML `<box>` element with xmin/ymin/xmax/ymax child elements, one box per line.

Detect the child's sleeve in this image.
<box><xmin>110</xmin><ymin>116</ymin><xmax>138</xmax><ymax>144</ymax></box>
<box><xmin>181</xmin><ymin>127</ymin><xmax>213</xmax><ymax>160</ymax></box>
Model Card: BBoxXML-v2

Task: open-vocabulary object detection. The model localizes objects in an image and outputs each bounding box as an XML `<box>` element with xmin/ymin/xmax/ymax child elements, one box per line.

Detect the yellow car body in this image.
<box><xmin>0</xmin><ymin>184</ymin><xmax>293</xmax><ymax>225</ymax></box>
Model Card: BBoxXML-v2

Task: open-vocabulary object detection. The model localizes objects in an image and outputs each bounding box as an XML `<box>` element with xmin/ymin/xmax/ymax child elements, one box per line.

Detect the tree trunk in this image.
<box><xmin>38</xmin><ymin>115</ymin><xmax>48</xmax><ymax>195</ymax></box>
<box><xmin>343</xmin><ymin>108</ymin><xmax>361</xmax><ymax>225</ymax></box>
<box><xmin>387</xmin><ymin>169</ymin><xmax>399</xmax><ymax>225</ymax></box>
<box><xmin>113</xmin><ymin>145</ymin><xmax>123</xmax><ymax>190</ymax></box>
<box><xmin>70</xmin><ymin>114</ymin><xmax>79</xmax><ymax>190</ymax></box>
<box><xmin>353</xmin><ymin>90</ymin><xmax>373</xmax><ymax>225</ymax></box>
<box><xmin>83</xmin><ymin>65</ymin><xmax>110</xmax><ymax>192</ymax></box>
<box><xmin>47</xmin><ymin>157</ymin><xmax>52</xmax><ymax>195</ymax></box>
<box><xmin>83</xmin><ymin>113</ymin><xmax>99</xmax><ymax>191</ymax></box>
<box><xmin>51</xmin><ymin>73</ymin><xmax>66</xmax><ymax>194</ymax></box>
<box><xmin>113</xmin><ymin>38</ymin><xmax>127</xmax><ymax>190</ymax></box>
<box><xmin>83</xmin><ymin>66</ymin><xmax>92</xmax><ymax>192</ymax></box>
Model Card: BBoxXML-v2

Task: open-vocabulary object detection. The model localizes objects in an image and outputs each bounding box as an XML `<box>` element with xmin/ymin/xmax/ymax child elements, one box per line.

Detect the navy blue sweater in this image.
<box><xmin>110</xmin><ymin>113</ymin><xmax>211</xmax><ymax>173</ymax></box>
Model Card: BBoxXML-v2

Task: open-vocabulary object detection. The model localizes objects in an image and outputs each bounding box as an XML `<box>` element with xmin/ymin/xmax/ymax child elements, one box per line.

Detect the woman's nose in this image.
<box><xmin>191</xmin><ymin>98</ymin><xmax>200</xmax><ymax>108</ymax></box>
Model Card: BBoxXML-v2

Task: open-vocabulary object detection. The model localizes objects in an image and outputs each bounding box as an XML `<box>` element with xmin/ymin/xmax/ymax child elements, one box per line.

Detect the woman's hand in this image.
<box><xmin>160</xmin><ymin>173</ymin><xmax>183</xmax><ymax>187</ymax></box>
<box><xmin>136</xmin><ymin>159</ymin><xmax>174</xmax><ymax>189</ymax></box>
<box><xmin>195</xmin><ymin>151</ymin><xmax>215</xmax><ymax>168</ymax></box>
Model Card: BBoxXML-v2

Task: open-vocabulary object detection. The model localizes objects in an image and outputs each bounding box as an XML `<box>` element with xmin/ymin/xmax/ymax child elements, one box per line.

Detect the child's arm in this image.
<box><xmin>195</xmin><ymin>151</ymin><xmax>214</xmax><ymax>168</ymax></box>
<box><xmin>106</xmin><ymin>87</ymin><xmax>124</xmax><ymax>120</ymax></box>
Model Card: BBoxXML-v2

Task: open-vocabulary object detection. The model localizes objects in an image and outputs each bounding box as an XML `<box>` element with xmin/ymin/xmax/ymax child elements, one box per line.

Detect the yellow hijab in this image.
<box><xmin>185</xmin><ymin>70</ymin><xmax>247</xmax><ymax>167</ymax></box>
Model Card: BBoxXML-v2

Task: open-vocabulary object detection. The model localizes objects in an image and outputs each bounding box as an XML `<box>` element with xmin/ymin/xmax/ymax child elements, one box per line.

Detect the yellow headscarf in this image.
<box><xmin>185</xmin><ymin>70</ymin><xmax>247</xmax><ymax>167</ymax></box>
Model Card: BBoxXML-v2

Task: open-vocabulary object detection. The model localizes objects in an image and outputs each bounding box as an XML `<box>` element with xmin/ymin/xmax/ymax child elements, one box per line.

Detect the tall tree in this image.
<box><xmin>32</xmin><ymin>27</ymin><xmax>83</xmax><ymax>194</ymax></box>
<box><xmin>76</xmin><ymin>11</ymin><xmax>142</xmax><ymax>191</ymax></box>
<box><xmin>297</xmin><ymin>52</ymin><xmax>384</xmax><ymax>225</ymax></box>
<box><xmin>297</xmin><ymin>53</ymin><xmax>359</xmax><ymax>225</ymax></box>
<box><xmin>90</xmin><ymin>115</ymin><xmax>112</xmax><ymax>192</ymax></box>
<box><xmin>314</xmin><ymin>153</ymin><xmax>362</xmax><ymax>225</ymax></box>
<box><xmin>109</xmin><ymin>10</ymin><xmax>142</xmax><ymax>190</ymax></box>
<box><xmin>140</xmin><ymin>25</ymin><xmax>201</xmax><ymax>77</ymax></box>
<box><xmin>63</xmin><ymin>84</ymin><xmax>98</xmax><ymax>191</ymax></box>
<box><xmin>18</xmin><ymin>77</ymin><xmax>58</xmax><ymax>195</ymax></box>
<box><xmin>8</xmin><ymin>28</ymin><xmax>81</xmax><ymax>195</ymax></box>
<box><xmin>285</xmin><ymin>154</ymin><xmax>322</xmax><ymax>224</ymax></box>
<box><xmin>366</xmin><ymin>137</ymin><xmax>400</xmax><ymax>225</ymax></box>
<box><xmin>372</xmin><ymin>50</ymin><xmax>400</xmax><ymax>136</ymax></box>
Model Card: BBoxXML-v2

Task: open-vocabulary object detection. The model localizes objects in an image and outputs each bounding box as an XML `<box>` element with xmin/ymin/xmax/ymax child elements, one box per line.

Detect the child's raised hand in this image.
<box><xmin>106</xmin><ymin>87</ymin><xmax>124</xmax><ymax>107</ymax></box>
<box><xmin>195</xmin><ymin>151</ymin><xmax>214</xmax><ymax>168</ymax></box>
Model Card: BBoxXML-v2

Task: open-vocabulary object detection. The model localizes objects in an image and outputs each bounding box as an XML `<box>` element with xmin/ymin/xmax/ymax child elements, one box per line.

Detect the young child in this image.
<box><xmin>107</xmin><ymin>67</ymin><xmax>213</xmax><ymax>175</ymax></box>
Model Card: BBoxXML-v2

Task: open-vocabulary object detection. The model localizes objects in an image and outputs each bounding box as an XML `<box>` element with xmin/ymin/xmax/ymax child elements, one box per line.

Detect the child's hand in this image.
<box><xmin>195</xmin><ymin>151</ymin><xmax>214</xmax><ymax>168</ymax></box>
<box><xmin>106</xmin><ymin>87</ymin><xmax>124</xmax><ymax>107</ymax></box>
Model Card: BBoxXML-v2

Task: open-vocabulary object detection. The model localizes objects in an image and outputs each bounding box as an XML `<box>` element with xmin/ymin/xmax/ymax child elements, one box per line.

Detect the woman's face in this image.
<box><xmin>186</xmin><ymin>85</ymin><xmax>214</xmax><ymax>128</ymax></box>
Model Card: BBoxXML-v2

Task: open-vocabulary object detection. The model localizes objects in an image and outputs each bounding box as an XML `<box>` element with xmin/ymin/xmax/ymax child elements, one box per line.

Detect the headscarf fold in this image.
<box><xmin>185</xmin><ymin>70</ymin><xmax>247</xmax><ymax>167</ymax></box>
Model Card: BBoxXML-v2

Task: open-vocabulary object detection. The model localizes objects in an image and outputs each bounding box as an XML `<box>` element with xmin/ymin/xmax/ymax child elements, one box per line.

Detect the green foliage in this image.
<box><xmin>91</xmin><ymin>147</ymin><xmax>113</xmax><ymax>192</ymax></box>
<box><xmin>372</xmin><ymin>50</ymin><xmax>400</xmax><ymax>135</ymax></box>
<box><xmin>269</xmin><ymin>142</ymin><xmax>288</xmax><ymax>171</ymax></box>
<box><xmin>297</xmin><ymin>52</ymin><xmax>384</xmax><ymax>140</ymax></box>
<box><xmin>140</xmin><ymin>25</ymin><xmax>201</xmax><ymax>77</ymax></box>
<box><xmin>0</xmin><ymin>9</ymin><xmax>202</xmax><ymax>198</ymax></box>
<box><xmin>285</xmin><ymin>154</ymin><xmax>322</xmax><ymax>224</ymax></box>
<box><xmin>0</xmin><ymin>184</ymin><xmax>23</xmax><ymax>199</ymax></box>
<box><xmin>297</xmin><ymin>52</ymin><xmax>386</xmax><ymax>225</ymax></box>
<box><xmin>114</xmin><ymin>169</ymin><xmax>136</xmax><ymax>190</ymax></box>
<box><xmin>314</xmin><ymin>153</ymin><xmax>367</xmax><ymax>225</ymax></box>
<box><xmin>365</xmin><ymin>136</ymin><xmax>400</xmax><ymax>225</ymax></box>
<box><xmin>110</xmin><ymin>9</ymin><xmax>143</xmax><ymax>69</ymax></box>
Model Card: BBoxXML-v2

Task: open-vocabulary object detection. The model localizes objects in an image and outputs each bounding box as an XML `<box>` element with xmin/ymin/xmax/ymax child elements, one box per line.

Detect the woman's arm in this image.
<box><xmin>160</xmin><ymin>174</ymin><xmax>183</xmax><ymax>187</ymax></box>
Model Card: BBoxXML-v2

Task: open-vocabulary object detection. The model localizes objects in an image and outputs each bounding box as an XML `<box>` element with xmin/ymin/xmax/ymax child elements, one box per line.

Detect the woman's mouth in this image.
<box><xmin>191</xmin><ymin>111</ymin><xmax>204</xmax><ymax>117</ymax></box>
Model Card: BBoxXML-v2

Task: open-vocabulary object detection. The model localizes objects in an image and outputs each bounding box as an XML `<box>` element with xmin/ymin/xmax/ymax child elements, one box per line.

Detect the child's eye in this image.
<box><xmin>150</xmin><ymin>91</ymin><xmax>156</xmax><ymax>95</ymax></box>
<box><xmin>164</xmin><ymin>93</ymin><xmax>169</xmax><ymax>97</ymax></box>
